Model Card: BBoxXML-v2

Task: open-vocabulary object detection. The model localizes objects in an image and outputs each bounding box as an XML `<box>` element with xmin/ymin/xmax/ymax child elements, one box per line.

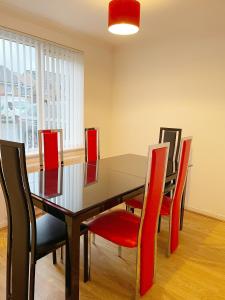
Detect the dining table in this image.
<box><xmin>28</xmin><ymin>154</ymin><xmax>177</xmax><ymax>300</ymax></box>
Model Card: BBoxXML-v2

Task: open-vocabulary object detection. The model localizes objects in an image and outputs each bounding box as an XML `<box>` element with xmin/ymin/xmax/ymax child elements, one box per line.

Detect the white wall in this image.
<box><xmin>110</xmin><ymin>34</ymin><xmax>225</xmax><ymax>220</ymax></box>
<box><xmin>0</xmin><ymin>4</ymin><xmax>113</xmax><ymax>227</ymax></box>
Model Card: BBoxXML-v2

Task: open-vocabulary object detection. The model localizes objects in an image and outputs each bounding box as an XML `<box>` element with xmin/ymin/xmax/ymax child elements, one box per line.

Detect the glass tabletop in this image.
<box><xmin>88</xmin><ymin>154</ymin><xmax>148</xmax><ymax>178</ymax></box>
<box><xmin>28</xmin><ymin>154</ymin><xmax>147</xmax><ymax>215</ymax></box>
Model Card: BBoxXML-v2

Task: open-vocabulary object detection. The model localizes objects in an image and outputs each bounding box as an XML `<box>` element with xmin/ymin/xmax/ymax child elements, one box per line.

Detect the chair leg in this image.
<box><xmin>134</xmin><ymin>287</ymin><xmax>140</xmax><ymax>300</ymax></box>
<box><xmin>29</xmin><ymin>260</ymin><xmax>36</xmax><ymax>300</ymax></box>
<box><xmin>134</xmin><ymin>248</ymin><xmax>140</xmax><ymax>300</ymax></box>
<box><xmin>158</xmin><ymin>216</ymin><xmax>161</xmax><ymax>233</ymax></box>
<box><xmin>126</xmin><ymin>205</ymin><xmax>135</xmax><ymax>214</ymax></box>
<box><xmin>83</xmin><ymin>231</ymin><xmax>89</xmax><ymax>282</ymax></box>
<box><xmin>167</xmin><ymin>215</ymin><xmax>171</xmax><ymax>257</ymax></box>
<box><xmin>52</xmin><ymin>250</ymin><xmax>57</xmax><ymax>265</ymax></box>
<box><xmin>61</xmin><ymin>246</ymin><xmax>64</xmax><ymax>263</ymax></box>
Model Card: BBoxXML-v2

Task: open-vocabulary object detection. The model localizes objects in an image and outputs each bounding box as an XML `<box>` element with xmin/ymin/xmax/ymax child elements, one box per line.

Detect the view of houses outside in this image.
<box><xmin>0</xmin><ymin>66</ymin><xmax>38</xmax><ymax>150</ymax></box>
<box><xmin>0</xmin><ymin>40</ymin><xmax>38</xmax><ymax>152</ymax></box>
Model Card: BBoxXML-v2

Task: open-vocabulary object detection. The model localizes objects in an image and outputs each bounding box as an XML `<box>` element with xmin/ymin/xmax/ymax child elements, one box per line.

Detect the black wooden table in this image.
<box><xmin>28</xmin><ymin>154</ymin><xmax>176</xmax><ymax>300</ymax></box>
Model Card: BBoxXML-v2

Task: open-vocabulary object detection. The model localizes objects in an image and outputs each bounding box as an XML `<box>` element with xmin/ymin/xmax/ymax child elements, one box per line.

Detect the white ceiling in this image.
<box><xmin>1</xmin><ymin>0</ymin><xmax>225</xmax><ymax>45</ymax></box>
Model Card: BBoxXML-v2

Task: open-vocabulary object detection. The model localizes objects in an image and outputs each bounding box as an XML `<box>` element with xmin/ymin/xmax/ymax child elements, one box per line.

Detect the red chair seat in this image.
<box><xmin>126</xmin><ymin>197</ymin><xmax>143</xmax><ymax>209</ymax></box>
<box><xmin>88</xmin><ymin>210</ymin><xmax>141</xmax><ymax>248</ymax></box>
<box><xmin>160</xmin><ymin>196</ymin><xmax>172</xmax><ymax>216</ymax></box>
<box><xmin>125</xmin><ymin>195</ymin><xmax>173</xmax><ymax>216</ymax></box>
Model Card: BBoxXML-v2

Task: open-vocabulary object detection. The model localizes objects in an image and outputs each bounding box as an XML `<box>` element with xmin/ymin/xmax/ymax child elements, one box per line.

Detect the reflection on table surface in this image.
<box><xmin>84</xmin><ymin>161</ymin><xmax>98</xmax><ymax>186</ymax></box>
<box><xmin>39</xmin><ymin>168</ymin><xmax>63</xmax><ymax>198</ymax></box>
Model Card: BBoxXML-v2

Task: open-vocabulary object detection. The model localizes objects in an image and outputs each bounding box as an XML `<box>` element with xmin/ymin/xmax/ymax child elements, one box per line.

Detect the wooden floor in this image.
<box><xmin>0</xmin><ymin>210</ymin><xmax>225</xmax><ymax>299</ymax></box>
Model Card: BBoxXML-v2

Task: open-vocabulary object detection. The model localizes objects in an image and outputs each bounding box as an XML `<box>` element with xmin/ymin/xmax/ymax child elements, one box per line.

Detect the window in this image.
<box><xmin>0</xmin><ymin>28</ymin><xmax>84</xmax><ymax>154</ymax></box>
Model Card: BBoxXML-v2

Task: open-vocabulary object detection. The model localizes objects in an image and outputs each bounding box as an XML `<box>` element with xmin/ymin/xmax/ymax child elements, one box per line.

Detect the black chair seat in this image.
<box><xmin>33</xmin><ymin>214</ymin><xmax>88</xmax><ymax>258</ymax></box>
<box><xmin>34</xmin><ymin>214</ymin><xmax>66</xmax><ymax>258</ymax></box>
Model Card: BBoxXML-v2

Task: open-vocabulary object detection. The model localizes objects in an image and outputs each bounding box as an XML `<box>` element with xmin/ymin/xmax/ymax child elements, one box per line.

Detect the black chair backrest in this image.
<box><xmin>159</xmin><ymin>127</ymin><xmax>182</xmax><ymax>175</ymax></box>
<box><xmin>0</xmin><ymin>140</ymin><xmax>36</xmax><ymax>299</ymax></box>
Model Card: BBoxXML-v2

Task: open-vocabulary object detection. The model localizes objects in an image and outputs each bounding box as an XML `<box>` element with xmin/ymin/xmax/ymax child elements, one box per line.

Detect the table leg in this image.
<box><xmin>65</xmin><ymin>216</ymin><xmax>81</xmax><ymax>300</ymax></box>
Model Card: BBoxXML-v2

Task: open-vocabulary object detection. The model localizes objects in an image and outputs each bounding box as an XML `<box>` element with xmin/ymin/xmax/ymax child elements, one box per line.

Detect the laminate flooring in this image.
<box><xmin>0</xmin><ymin>210</ymin><xmax>225</xmax><ymax>300</ymax></box>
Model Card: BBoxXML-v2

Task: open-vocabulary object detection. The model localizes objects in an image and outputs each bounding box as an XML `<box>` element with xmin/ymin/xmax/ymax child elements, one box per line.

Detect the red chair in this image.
<box><xmin>160</xmin><ymin>137</ymin><xmax>192</xmax><ymax>255</ymax></box>
<box><xmin>125</xmin><ymin>127</ymin><xmax>182</xmax><ymax>212</ymax></box>
<box><xmin>38</xmin><ymin>129</ymin><xmax>63</xmax><ymax>170</ymax></box>
<box><xmin>88</xmin><ymin>143</ymin><xmax>169</xmax><ymax>297</ymax></box>
<box><xmin>85</xmin><ymin>128</ymin><xmax>99</xmax><ymax>162</ymax></box>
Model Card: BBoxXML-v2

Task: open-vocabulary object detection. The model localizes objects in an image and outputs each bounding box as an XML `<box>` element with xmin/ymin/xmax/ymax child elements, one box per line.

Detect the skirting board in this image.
<box><xmin>185</xmin><ymin>205</ymin><xmax>225</xmax><ymax>222</ymax></box>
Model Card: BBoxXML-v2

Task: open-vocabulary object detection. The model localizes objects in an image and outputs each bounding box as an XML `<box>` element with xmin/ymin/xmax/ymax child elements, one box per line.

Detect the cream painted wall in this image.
<box><xmin>111</xmin><ymin>35</ymin><xmax>225</xmax><ymax>220</ymax></box>
<box><xmin>0</xmin><ymin>4</ymin><xmax>113</xmax><ymax>227</ymax></box>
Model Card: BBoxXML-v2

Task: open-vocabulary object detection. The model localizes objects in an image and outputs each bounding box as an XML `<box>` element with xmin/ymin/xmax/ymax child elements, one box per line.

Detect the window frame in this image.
<box><xmin>0</xmin><ymin>26</ymin><xmax>84</xmax><ymax>155</ymax></box>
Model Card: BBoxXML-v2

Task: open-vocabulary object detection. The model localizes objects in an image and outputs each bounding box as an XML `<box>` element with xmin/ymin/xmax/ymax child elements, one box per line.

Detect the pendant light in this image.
<box><xmin>108</xmin><ymin>0</ymin><xmax>141</xmax><ymax>35</ymax></box>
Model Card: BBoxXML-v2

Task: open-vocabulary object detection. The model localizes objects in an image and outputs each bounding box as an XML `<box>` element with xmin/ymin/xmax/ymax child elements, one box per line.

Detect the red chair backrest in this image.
<box><xmin>170</xmin><ymin>137</ymin><xmax>192</xmax><ymax>253</ymax></box>
<box><xmin>139</xmin><ymin>143</ymin><xmax>169</xmax><ymax>296</ymax></box>
<box><xmin>39</xmin><ymin>129</ymin><xmax>63</xmax><ymax>170</ymax></box>
<box><xmin>43</xmin><ymin>131</ymin><xmax>58</xmax><ymax>170</ymax></box>
<box><xmin>85</xmin><ymin>128</ymin><xmax>99</xmax><ymax>162</ymax></box>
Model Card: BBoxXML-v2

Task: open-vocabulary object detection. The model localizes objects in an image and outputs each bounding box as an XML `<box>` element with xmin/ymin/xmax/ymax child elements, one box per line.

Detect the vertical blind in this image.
<box><xmin>0</xmin><ymin>27</ymin><xmax>84</xmax><ymax>154</ymax></box>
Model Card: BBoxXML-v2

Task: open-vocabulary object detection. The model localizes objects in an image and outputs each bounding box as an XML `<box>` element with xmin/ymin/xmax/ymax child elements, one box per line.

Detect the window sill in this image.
<box><xmin>26</xmin><ymin>148</ymin><xmax>85</xmax><ymax>173</ymax></box>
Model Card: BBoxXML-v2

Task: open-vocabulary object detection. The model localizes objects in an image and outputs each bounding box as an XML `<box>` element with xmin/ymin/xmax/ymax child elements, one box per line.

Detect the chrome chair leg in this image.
<box><xmin>167</xmin><ymin>215</ymin><xmax>171</xmax><ymax>257</ymax></box>
<box><xmin>134</xmin><ymin>248</ymin><xmax>140</xmax><ymax>300</ymax></box>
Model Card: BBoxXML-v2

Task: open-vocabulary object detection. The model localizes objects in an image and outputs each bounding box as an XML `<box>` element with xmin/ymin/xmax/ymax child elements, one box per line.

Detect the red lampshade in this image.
<box><xmin>108</xmin><ymin>0</ymin><xmax>141</xmax><ymax>35</ymax></box>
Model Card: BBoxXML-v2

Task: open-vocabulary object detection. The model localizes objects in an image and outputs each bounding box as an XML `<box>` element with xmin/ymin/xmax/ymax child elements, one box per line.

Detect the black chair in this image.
<box><xmin>159</xmin><ymin>127</ymin><xmax>182</xmax><ymax>176</ymax></box>
<box><xmin>0</xmin><ymin>140</ymin><xmax>88</xmax><ymax>300</ymax></box>
<box><xmin>158</xmin><ymin>127</ymin><xmax>182</xmax><ymax>231</ymax></box>
<box><xmin>125</xmin><ymin>127</ymin><xmax>182</xmax><ymax>229</ymax></box>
